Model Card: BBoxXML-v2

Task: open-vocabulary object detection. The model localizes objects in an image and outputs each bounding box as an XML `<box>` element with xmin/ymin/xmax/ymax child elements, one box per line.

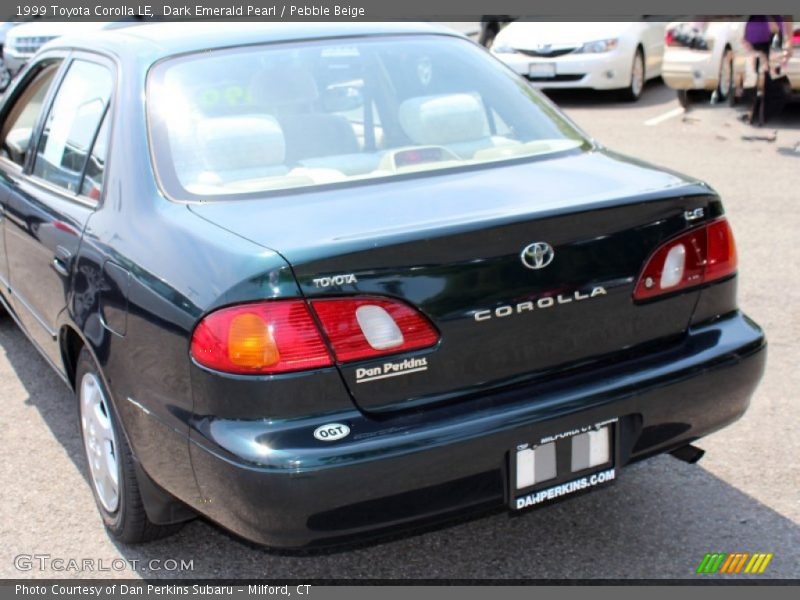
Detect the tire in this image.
<box><xmin>76</xmin><ymin>348</ymin><xmax>182</xmax><ymax>543</ymax></box>
<box><xmin>677</xmin><ymin>89</ymin><xmax>692</xmax><ymax>109</ymax></box>
<box><xmin>729</xmin><ymin>81</ymin><xmax>745</xmax><ymax>106</ymax></box>
<box><xmin>621</xmin><ymin>47</ymin><xmax>645</xmax><ymax>102</ymax></box>
<box><xmin>715</xmin><ymin>47</ymin><xmax>734</xmax><ymax>102</ymax></box>
<box><xmin>728</xmin><ymin>77</ymin><xmax>740</xmax><ymax>106</ymax></box>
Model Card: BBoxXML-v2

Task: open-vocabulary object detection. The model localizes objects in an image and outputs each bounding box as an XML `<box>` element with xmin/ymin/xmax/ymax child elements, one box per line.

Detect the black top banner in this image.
<box><xmin>0</xmin><ymin>0</ymin><xmax>797</xmax><ymax>21</ymax></box>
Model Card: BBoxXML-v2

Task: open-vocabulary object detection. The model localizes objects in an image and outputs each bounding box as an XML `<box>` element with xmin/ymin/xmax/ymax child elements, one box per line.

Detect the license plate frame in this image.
<box><xmin>528</xmin><ymin>62</ymin><xmax>557</xmax><ymax>78</ymax></box>
<box><xmin>509</xmin><ymin>418</ymin><xmax>618</xmax><ymax>511</ymax></box>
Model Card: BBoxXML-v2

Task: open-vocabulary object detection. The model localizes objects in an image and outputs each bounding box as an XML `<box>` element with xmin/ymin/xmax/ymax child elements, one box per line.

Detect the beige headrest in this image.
<box><xmin>196</xmin><ymin>116</ymin><xmax>285</xmax><ymax>170</ymax></box>
<box><xmin>398</xmin><ymin>93</ymin><xmax>490</xmax><ymax>146</ymax></box>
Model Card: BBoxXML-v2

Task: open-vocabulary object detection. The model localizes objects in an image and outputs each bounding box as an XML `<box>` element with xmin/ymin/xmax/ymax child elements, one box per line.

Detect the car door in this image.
<box><xmin>2</xmin><ymin>52</ymin><xmax>114</xmax><ymax>364</ymax></box>
<box><xmin>0</xmin><ymin>55</ymin><xmax>64</xmax><ymax>317</ymax></box>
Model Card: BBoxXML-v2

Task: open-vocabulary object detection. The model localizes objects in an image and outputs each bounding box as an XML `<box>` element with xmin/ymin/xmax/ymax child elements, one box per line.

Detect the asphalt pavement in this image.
<box><xmin>1</xmin><ymin>79</ymin><xmax>798</xmax><ymax>580</ymax></box>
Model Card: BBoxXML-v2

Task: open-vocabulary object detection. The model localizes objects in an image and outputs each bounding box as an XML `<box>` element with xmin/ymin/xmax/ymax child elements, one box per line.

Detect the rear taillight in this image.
<box><xmin>190</xmin><ymin>300</ymin><xmax>333</xmax><ymax>374</ymax></box>
<box><xmin>310</xmin><ymin>297</ymin><xmax>439</xmax><ymax>362</ymax></box>
<box><xmin>190</xmin><ymin>297</ymin><xmax>439</xmax><ymax>374</ymax></box>
<box><xmin>634</xmin><ymin>218</ymin><xmax>737</xmax><ymax>301</ymax></box>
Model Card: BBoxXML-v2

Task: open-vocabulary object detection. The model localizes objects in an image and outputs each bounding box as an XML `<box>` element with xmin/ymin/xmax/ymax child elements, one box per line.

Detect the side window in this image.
<box><xmin>33</xmin><ymin>60</ymin><xmax>112</xmax><ymax>196</ymax></box>
<box><xmin>79</xmin><ymin>111</ymin><xmax>109</xmax><ymax>201</ymax></box>
<box><xmin>0</xmin><ymin>62</ymin><xmax>61</xmax><ymax>167</ymax></box>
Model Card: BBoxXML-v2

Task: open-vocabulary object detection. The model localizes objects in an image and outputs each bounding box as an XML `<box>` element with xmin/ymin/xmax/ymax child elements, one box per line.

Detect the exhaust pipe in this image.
<box><xmin>670</xmin><ymin>444</ymin><xmax>705</xmax><ymax>464</ymax></box>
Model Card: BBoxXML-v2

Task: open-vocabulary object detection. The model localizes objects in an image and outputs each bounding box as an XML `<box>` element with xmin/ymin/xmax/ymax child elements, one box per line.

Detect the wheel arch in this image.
<box><xmin>636</xmin><ymin>42</ymin><xmax>646</xmax><ymax>77</ymax></box>
<box><xmin>64</xmin><ymin>323</ymin><xmax>196</xmax><ymax>527</ymax></box>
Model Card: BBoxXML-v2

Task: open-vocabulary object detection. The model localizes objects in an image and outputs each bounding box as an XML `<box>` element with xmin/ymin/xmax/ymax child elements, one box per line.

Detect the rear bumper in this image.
<box><xmin>783</xmin><ymin>59</ymin><xmax>800</xmax><ymax>93</ymax></box>
<box><xmin>662</xmin><ymin>51</ymin><xmax>720</xmax><ymax>91</ymax></box>
<box><xmin>187</xmin><ymin>311</ymin><xmax>766</xmax><ymax>548</ymax></box>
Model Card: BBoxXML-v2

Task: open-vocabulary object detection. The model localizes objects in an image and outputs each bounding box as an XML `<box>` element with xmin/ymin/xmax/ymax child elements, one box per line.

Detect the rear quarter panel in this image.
<box><xmin>63</xmin><ymin>50</ymin><xmax>309</xmax><ymax>509</ymax></box>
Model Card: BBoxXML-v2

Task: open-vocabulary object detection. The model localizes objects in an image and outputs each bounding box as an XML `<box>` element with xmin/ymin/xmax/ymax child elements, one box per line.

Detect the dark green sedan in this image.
<box><xmin>0</xmin><ymin>23</ymin><xmax>765</xmax><ymax>548</ymax></box>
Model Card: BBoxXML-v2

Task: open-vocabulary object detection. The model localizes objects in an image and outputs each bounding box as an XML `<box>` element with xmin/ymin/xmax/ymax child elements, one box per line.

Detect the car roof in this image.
<box><xmin>45</xmin><ymin>22</ymin><xmax>463</xmax><ymax>64</ymax></box>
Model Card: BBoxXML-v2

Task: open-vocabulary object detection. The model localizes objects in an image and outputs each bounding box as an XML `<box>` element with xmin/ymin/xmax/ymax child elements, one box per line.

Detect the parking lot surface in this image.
<box><xmin>1</xmin><ymin>78</ymin><xmax>798</xmax><ymax>580</ymax></box>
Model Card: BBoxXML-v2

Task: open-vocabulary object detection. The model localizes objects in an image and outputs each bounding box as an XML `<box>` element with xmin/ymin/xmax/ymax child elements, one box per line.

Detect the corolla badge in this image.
<box><xmin>521</xmin><ymin>242</ymin><xmax>555</xmax><ymax>270</ymax></box>
<box><xmin>313</xmin><ymin>423</ymin><xmax>351</xmax><ymax>442</ymax></box>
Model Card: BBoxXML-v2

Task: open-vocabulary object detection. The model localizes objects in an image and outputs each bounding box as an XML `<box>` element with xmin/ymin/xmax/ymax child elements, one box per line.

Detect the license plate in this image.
<box><xmin>510</xmin><ymin>418</ymin><xmax>617</xmax><ymax>511</ymax></box>
<box><xmin>528</xmin><ymin>62</ymin><xmax>556</xmax><ymax>78</ymax></box>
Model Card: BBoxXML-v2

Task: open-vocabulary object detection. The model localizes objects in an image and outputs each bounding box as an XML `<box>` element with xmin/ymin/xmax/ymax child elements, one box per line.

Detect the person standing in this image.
<box><xmin>743</xmin><ymin>16</ymin><xmax>792</xmax><ymax>124</ymax></box>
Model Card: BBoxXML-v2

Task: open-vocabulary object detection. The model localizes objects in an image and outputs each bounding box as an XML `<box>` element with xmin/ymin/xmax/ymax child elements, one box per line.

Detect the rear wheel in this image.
<box><xmin>76</xmin><ymin>349</ymin><xmax>182</xmax><ymax>543</ymax></box>
<box><xmin>621</xmin><ymin>47</ymin><xmax>645</xmax><ymax>102</ymax></box>
<box><xmin>715</xmin><ymin>47</ymin><xmax>734</xmax><ymax>102</ymax></box>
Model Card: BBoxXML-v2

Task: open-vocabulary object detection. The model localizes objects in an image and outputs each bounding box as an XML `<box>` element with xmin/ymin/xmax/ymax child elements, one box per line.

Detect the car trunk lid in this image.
<box><xmin>190</xmin><ymin>151</ymin><xmax>717</xmax><ymax>413</ymax></box>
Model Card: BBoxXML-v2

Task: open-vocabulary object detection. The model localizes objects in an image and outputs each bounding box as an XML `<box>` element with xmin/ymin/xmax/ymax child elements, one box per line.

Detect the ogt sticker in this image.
<box><xmin>313</xmin><ymin>423</ymin><xmax>351</xmax><ymax>442</ymax></box>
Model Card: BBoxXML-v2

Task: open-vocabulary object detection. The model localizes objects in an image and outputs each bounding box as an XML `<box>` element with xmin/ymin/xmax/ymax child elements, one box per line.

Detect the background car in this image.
<box><xmin>0</xmin><ymin>21</ymin><xmax>20</xmax><ymax>91</ymax></box>
<box><xmin>492</xmin><ymin>21</ymin><xmax>667</xmax><ymax>101</ymax></box>
<box><xmin>661</xmin><ymin>20</ymin><xmax>747</xmax><ymax>106</ymax></box>
<box><xmin>778</xmin><ymin>23</ymin><xmax>800</xmax><ymax>96</ymax></box>
<box><xmin>2</xmin><ymin>21</ymin><xmax>125</xmax><ymax>76</ymax></box>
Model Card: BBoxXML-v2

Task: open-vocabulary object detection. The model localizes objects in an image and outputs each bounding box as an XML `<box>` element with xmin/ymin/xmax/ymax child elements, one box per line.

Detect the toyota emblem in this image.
<box><xmin>520</xmin><ymin>242</ymin><xmax>555</xmax><ymax>270</ymax></box>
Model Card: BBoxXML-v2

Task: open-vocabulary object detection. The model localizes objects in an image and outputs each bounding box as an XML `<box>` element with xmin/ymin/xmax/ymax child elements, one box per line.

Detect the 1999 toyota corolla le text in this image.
<box><xmin>0</xmin><ymin>23</ymin><xmax>765</xmax><ymax>548</ymax></box>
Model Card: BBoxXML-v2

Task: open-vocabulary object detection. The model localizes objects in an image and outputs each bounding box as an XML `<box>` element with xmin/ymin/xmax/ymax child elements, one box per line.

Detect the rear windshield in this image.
<box><xmin>147</xmin><ymin>35</ymin><xmax>589</xmax><ymax>200</ymax></box>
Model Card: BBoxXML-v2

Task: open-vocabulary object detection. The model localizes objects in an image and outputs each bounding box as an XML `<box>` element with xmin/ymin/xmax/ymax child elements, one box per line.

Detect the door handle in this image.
<box><xmin>52</xmin><ymin>246</ymin><xmax>72</xmax><ymax>278</ymax></box>
<box><xmin>52</xmin><ymin>257</ymin><xmax>69</xmax><ymax>277</ymax></box>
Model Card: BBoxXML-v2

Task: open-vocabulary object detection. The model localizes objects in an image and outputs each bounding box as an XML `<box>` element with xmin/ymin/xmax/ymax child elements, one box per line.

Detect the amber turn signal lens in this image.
<box><xmin>227</xmin><ymin>313</ymin><xmax>280</xmax><ymax>369</ymax></box>
<box><xmin>190</xmin><ymin>300</ymin><xmax>332</xmax><ymax>374</ymax></box>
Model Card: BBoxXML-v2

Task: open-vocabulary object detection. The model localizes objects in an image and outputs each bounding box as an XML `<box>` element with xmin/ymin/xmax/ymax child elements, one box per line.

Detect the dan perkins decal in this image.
<box><xmin>355</xmin><ymin>357</ymin><xmax>428</xmax><ymax>383</ymax></box>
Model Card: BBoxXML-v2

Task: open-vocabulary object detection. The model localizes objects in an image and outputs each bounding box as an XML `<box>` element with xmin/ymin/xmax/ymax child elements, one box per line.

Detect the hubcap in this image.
<box><xmin>80</xmin><ymin>373</ymin><xmax>120</xmax><ymax>513</ymax></box>
<box><xmin>631</xmin><ymin>53</ymin><xmax>644</xmax><ymax>97</ymax></box>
